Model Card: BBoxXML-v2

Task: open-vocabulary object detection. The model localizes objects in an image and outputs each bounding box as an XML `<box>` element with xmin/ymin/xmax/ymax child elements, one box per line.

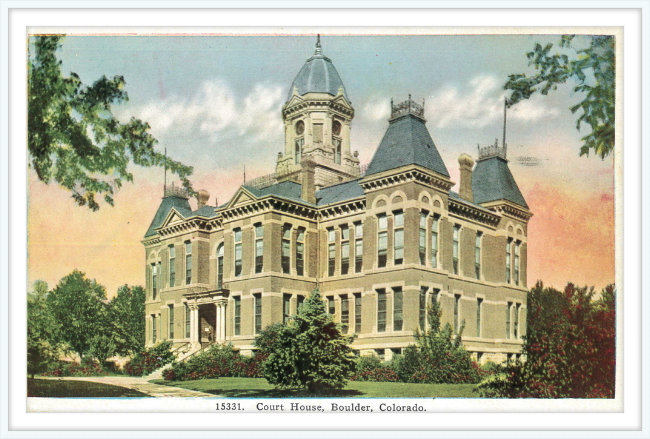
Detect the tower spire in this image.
<box><xmin>315</xmin><ymin>34</ymin><xmax>322</xmax><ymax>55</ymax></box>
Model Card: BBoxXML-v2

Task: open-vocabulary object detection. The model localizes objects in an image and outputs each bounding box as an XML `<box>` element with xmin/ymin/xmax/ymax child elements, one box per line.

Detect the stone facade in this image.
<box><xmin>141</xmin><ymin>39</ymin><xmax>532</xmax><ymax>365</ymax></box>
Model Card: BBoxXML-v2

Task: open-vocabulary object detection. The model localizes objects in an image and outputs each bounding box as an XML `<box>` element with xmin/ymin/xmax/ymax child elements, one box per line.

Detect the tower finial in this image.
<box><xmin>315</xmin><ymin>34</ymin><xmax>322</xmax><ymax>55</ymax></box>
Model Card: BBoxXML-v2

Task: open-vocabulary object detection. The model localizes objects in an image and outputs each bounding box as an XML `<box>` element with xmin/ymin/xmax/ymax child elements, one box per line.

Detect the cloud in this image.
<box><xmin>118</xmin><ymin>79</ymin><xmax>284</xmax><ymax>143</ymax></box>
<box><xmin>427</xmin><ymin>75</ymin><xmax>560</xmax><ymax>129</ymax></box>
<box><xmin>362</xmin><ymin>98</ymin><xmax>390</xmax><ymax>121</ymax></box>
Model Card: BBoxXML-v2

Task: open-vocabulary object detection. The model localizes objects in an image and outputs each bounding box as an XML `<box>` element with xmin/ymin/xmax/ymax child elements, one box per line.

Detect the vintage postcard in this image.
<box><xmin>24</xmin><ymin>26</ymin><xmax>621</xmax><ymax>419</ymax></box>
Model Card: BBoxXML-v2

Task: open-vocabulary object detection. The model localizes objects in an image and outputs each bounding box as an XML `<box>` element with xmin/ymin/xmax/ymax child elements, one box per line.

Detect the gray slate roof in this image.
<box><xmin>365</xmin><ymin>114</ymin><xmax>450</xmax><ymax>178</ymax></box>
<box><xmin>287</xmin><ymin>53</ymin><xmax>348</xmax><ymax>102</ymax></box>
<box><xmin>472</xmin><ymin>156</ymin><xmax>528</xmax><ymax>209</ymax></box>
<box><xmin>144</xmin><ymin>196</ymin><xmax>192</xmax><ymax>238</ymax></box>
<box><xmin>316</xmin><ymin>178</ymin><xmax>364</xmax><ymax>206</ymax></box>
<box><xmin>243</xmin><ymin>180</ymin><xmax>310</xmax><ymax>205</ymax></box>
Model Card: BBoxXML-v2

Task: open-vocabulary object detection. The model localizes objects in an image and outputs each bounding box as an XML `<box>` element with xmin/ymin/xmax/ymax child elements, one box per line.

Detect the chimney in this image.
<box><xmin>301</xmin><ymin>156</ymin><xmax>316</xmax><ymax>205</ymax></box>
<box><xmin>458</xmin><ymin>154</ymin><xmax>474</xmax><ymax>203</ymax></box>
<box><xmin>197</xmin><ymin>189</ymin><xmax>210</xmax><ymax>209</ymax></box>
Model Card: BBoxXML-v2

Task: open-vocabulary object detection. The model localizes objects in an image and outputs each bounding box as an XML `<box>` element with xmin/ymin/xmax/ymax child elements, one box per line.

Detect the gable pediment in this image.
<box><xmin>158</xmin><ymin>208</ymin><xmax>187</xmax><ymax>230</ymax></box>
<box><xmin>227</xmin><ymin>187</ymin><xmax>258</xmax><ymax>209</ymax></box>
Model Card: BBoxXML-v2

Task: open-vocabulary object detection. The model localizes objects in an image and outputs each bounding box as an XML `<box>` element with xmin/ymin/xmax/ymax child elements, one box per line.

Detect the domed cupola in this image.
<box><xmin>286</xmin><ymin>35</ymin><xmax>349</xmax><ymax>102</ymax></box>
<box><xmin>277</xmin><ymin>35</ymin><xmax>359</xmax><ymax>188</ymax></box>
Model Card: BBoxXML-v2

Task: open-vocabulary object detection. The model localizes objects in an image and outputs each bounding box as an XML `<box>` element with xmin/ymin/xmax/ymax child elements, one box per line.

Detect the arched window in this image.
<box><xmin>332</xmin><ymin>120</ymin><xmax>342</xmax><ymax>164</ymax></box>
<box><xmin>217</xmin><ymin>244</ymin><xmax>224</xmax><ymax>290</ymax></box>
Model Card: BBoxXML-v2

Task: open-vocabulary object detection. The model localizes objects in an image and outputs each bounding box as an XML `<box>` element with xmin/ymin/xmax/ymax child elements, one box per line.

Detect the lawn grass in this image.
<box><xmin>151</xmin><ymin>377</ymin><xmax>479</xmax><ymax>398</ymax></box>
<box><xmin>28</xmin><ymin>379</ymin><xmax>150</xmax><ymax>398</ymax></box>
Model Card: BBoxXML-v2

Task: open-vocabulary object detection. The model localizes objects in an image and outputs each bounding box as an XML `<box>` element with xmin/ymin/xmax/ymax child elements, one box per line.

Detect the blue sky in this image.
<box><xmin>28</xmin><ymin>33</ymin><xmax>616</xmax><ymax>295</ymax></box>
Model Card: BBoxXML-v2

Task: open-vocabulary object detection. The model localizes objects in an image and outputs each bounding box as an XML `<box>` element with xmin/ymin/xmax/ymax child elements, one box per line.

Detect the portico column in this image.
<box><xmin>220</xmin><ymin>302</ymin><xmax>226</xmax><ymax>342</ymax></box>
<box><xmin>190</xmin><ymin>304</ymin><xmax>200</xmax><ymax>348</ymax></box>
<box><xmin>215</xmin><ymin>302</ymin><xmax>222</xmax><ymax>343</ymax></box>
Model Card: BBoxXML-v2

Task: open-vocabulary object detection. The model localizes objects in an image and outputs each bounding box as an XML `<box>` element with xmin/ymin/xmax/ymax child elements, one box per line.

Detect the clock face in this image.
<box><xmin>332</xmin><ymin>120</ymin><xmax>342</xmax><ymax>136</ymax></box>
<box><xmin>295</xmin><ymin>120</ymin><xmax>305</xmax><ymax>136</ymax></box>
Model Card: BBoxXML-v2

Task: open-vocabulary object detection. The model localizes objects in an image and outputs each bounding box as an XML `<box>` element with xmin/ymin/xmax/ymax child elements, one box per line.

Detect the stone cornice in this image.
<box><xmin>157</xmin><ymin>217</ymin><xmax>213</xmax><ymax>239</ymax></box>
<box><xmin>283</xmin><ymin>97</ymin><xmax>354</xmax><ymax>119</ymax></box>
<box><xmin>359</xmin><ymin>165</ymin><xmax>454</xmax><ymax>193</ymax></box>
<box><xmin>221</xmin><ymin>197</ymin><xmax>318</xmax><ymax>222</ymax></box>
<box><xmin>319</xmin><ymin>198</ymin><xmax>366</xmax><ymax>220</ymax></box>
<box><xmin>448</xmin><ymin>197</ymin><xmax>501</xmax><ymax>227</ymax></box>
<box><xmin>480</xmin><ymin>200</ymin><xmax>534</xmax><ymax>222</ymax></box>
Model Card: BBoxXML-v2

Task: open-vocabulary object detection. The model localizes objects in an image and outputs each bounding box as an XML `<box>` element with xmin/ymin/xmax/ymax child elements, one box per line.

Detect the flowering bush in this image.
<box><xmin>164</xmin><ymin>344</ymin><xmax>265</xmax><ymax>381</ymax></box>
<box><xmin>42</xmin><ymin>359</ymin><xmax>108</xmax><ymax>377</ymax></box>
<box><xmin>476</xmin><ymin>282</ymin><xmax>616</xmax><ymax>398</ymax></box>
<box><xmin>124</xmin><ymin>340</ymin><xmax>174</xmax><ymax>376</ymax></box>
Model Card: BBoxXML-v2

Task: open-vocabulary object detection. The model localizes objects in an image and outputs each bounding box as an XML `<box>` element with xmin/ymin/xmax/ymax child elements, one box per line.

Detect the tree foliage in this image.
<box><xmin>108</xmin><ymin>285</ymin><xmax>146</xmax><ymax>356</ymax></box>
<box><xmin>46</xmin><ymin>270</ymin><xmax>108</xmax><ymax>360</ymax></box>
<box><xmin>28</xmin><ymin>35</ymin><xmax>194</xmax><ymax>211</ymax></box>
<box><xmin>477</xmin><ymin>281</ymin><xmax>616</xmax><ymax>398</ymax></box>
<box><xmin>259</xmin><ymin>289</ymin><xmax>356</xmax><ymax>393</ymax></box>
<box><xmin>504</xmin><ymin>35</ymin><xmax>615</xmax><ymax>159</ymax></box>
<box><xmin>27</xmin><ymin>281</ymin><xmax>61</xmax><ymax>378</ymax></box>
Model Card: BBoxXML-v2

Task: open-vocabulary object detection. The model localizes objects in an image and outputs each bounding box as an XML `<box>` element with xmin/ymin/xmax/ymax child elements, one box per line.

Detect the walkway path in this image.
<box><xmin>40</xmin><ymin>376</ymin><xmax>215</xmax><ymax>398</ymax></box>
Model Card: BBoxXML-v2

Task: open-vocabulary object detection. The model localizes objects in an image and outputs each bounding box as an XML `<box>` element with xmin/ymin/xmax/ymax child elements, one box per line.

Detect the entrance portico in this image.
<box><xmin>186</xmin><ymin>291</ymin><xmax>228</xmax><ymax>350</ymax></box>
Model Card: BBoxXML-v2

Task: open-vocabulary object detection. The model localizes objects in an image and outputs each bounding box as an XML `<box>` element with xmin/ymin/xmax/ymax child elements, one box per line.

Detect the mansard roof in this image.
<box><xmin>242</xmin><ymin>180</ymin><xmax>310</xmax><ymax>205</ymax></box>
<box><xmin>144</xmin><ymin>195</ymin><xmax>192</xmax><ymax>238</ymax></box>
<box><xmin>316</xmin><ymin>178</ymin><xmax>365</xmax><ymax>206</ymax></box>
<box><xmin>472</xmin><ymin>155</ymin><xmax>529</xmax><ymax>209</ymax></box>
<box><xmin>365</xmin><ymin>113</ymin><xmax>450</xmax><ymax>178</ymax></box>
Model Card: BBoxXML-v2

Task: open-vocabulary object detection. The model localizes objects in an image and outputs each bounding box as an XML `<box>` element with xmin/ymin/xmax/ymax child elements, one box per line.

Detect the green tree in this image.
<box><xmin>260</xmin><ymin>289</ymin><xmax>356</xmax><ymax>393</ymax></box>
<box><xmin>27</xmin><ymin>281</ymin><xmax>61</xmax><ymax>378</ymax></box>
<box><xmin>28</xmin><ymin>35</ymin><xmax>194</xmax><ymax>211</ymax></box>
<box><xmin>47</xmin><ymin>270</ymin><xmax>108</xmax><ymax>360</ymax></box>
<box><xmin>108</xmin><ymin>285</ymin><xmax>146</xmax><ymax>357</ymax></box>
<box><xmin>504</xmin><ymin>35</ymin><xmax>615</xmax><ymax>159</ymax></box>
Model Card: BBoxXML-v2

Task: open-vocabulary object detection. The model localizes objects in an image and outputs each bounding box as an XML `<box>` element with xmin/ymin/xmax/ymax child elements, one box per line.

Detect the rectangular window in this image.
<box><xmin>431</xmin><ymin>216</ymin><xmax>439</xmax><ymax>268</ymax></box>
<box><xmin>333</xmin><ymin>138</ymin><xmax>341</xmax><ymax>164</ymax></box>
<box><xmin>233</xmin><ymin>296</ymin><xmax>241</xmax><ymax>336</ymax></box>
<box><xmin>506</xmin><ymin>238</ymin><xmax>512</xmax><ymax>283</ymax></box>
<box><xmin>283</xmin><ymin>294</ymin><xmax>291</xmax><ymax>324</ymax></box>
<box><xmin>328</xmin><ymin>296</ymin><xmax>335</xmax><ymax>315</ymax></box>
<box><xmin>419</xmin><ymin>212</ymin><xmax>427</xmax><ymax>265</ymax></box>
<box><xmin>354</xmin><ymin>222</ymin><xmax>363</xmax><ymax>273</ymax></box>
<box><xmin>354</xmin><ymin>293</ymin><xmax>362</xmax><ymax>333</ymax></box>
<box><xmin>296</xmin><ymin>227</ymin><xmax>305</xmax><ymax>276</ymax></box>
<box><xmin>514</xmin><ymin>303</ymin><xmax>520</xmax><ymax>339</ymax></box>
<box><xmin>514</xmin><ymin>241</ymin><xmax>520</xmax><ymax>286</ymax></box>
<box><xmin>217</xmin><ymin>245</ymin><xmax>224</xmax><ymax>290</ymax></box>
<box><xmin>394</xmin><ymin>210</ymin><xmax>404</xmax><ymax>265</ymax></box>
<box><xmin>282</xmin><ymin>224</ymin><xmax>291</xmax><ymax>274</ymax></box>
<box><xmin>313</xmin><ymin>123</ymin><xmax>323</xmax><ymax>143</ymax></box>
<box><xmin>475</xmin><ymin>232</ymin><xmax>482</xmax><ymax>279</ymax></box>
<box><xmin>377</xmin><ymin>214</ymin><xmax>388</xmax><ymax>268</ymax></box>
<box><xmin>254</xmin><ymin>293</ymin><xmax>262</xmax><ymax>334</ymax></box>
<box><xmin>168</xmin><ymin>245</ymin><xmax>175</xmax><ymax>288</ymax></box>
<box><xmin>432</xmin><ymin>288</ymin><xmax>439</xmax><ymax>306</ymax></box>
<box><xmin>184</xmin><ymin>303</ymin><xmax>190</xmax><ymax>338</ymax></box>
<box><xmin>476</xmin><ymin>298</ymin><xmax>483</xmax><ymax>338</ymax></box>
<box><xmin>328</xmin><ymin>228</ymin><xmax>336</xmax><ymax>276</ymax></box>
<box><xmin>297</xmin><ymin>295</ymin><xmax>305</xmax><ymax>313</ymax></box>
<box><xmin>185</xmin><ymin>241</ymin><xmax>192</xmax><ymax>285</ymax></box>
<box><xmin>234</xmin><ymin>228</ymin><xmax>242</xmax><ymax>277</ymax></box>
<box><xmin>377</xmin><ymin>289</ymin><xmax>387</xmax><ymax>332</ymax></box>
<box><xmin>341</xmin><ymin>295</ymin><xmax>349</xmax><ymax>334</ymax></box>
<box><xmin>506</xmin><ymin>301</ymin><xmax>512</xmax><ymax>339</ymax></box>
<box><xmin>168</xmin><ymin>305</ymin><xmax>174</xmax><ymax>339</ymax></box>
<box><xmin>419</xmin><ymin>286</ymin><xmax>428</xmax><ymax>330</ymax></box>
<box><xmin>341</xmin><ymin>225</ymin><xmax>349</xmax><ymax>275</ymax></box>
<box><xmin>255</xmin><ymin>224</ymin><xmax>264</xmax><ymax>274</ymax></box>
<box><xmin>151</xmin><ymin>263</ymin><xmax>158</xmax><ymax>300</ymax></box>
<box><xmin>452</xmin><ymin>225</ymin><xmax>460</xmax><ymax>275</ymax></box>
<box><xmin>294</xmin><ymin>138</ymin><xmax>304</xmax><ymax>165</ymax></box>
<box><xmin>393</xmin><ymin>287</ymin><xmax>403</xmax><ymax>331</ymax></box>
<box><xmin>152</xmin><ymin>315</ymin><xmax>157</xmax><ymax>344</ymax></box>
<box><xmin>454</xmin><ymin>294</ymin><xmax>461</xmax><ymax>334</ymax></box>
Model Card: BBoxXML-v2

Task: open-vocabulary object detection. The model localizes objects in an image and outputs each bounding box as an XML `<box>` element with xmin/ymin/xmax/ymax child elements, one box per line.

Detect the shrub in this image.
<box><xmin>260</xmin><ymin>288</ymin><xmax>356</xmax><ymax>393</ymax></box>
<box><xmin>124</xmin><ymin>340</ymin><xmax>174</xmax><ymax>376</ymax></box>
<box><xmin>476</xmin><ymin>282</ymin><xmax>616</xmax><ymax>398</ymax></box>
<box><xmin>164</xmin><ymin>344</ymin><xmax>265</xmax><ymax>381</ymax></box>
<box><xmin>42</xmin><ymin>359</ymin><xmax>107</xmax><ymax>377</ymax></box>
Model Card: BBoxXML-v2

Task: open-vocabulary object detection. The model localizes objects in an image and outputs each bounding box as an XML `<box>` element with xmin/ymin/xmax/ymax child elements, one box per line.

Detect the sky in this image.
<box><xmin>27</xmin><ymin>33</ymin><xmax>616</xmax><ymax>297</ymax></box>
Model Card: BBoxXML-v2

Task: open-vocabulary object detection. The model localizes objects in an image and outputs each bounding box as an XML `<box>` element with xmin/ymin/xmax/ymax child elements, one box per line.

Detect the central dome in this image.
<box><xmin>286</xmin><ymin>37</ymin><xmax>349</xmax><ymax>102</ymax></box>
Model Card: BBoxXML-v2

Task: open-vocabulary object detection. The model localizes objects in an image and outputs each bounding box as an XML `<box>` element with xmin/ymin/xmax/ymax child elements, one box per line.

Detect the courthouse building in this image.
<box><xmin>141</xmin><ymin>38</ymin><xmax>533</xmax><ymax>364</ymax></box>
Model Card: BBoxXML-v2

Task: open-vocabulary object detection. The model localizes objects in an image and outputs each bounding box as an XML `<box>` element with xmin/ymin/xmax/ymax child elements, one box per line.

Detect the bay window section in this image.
<box><xmin>255</xmin><ymin>223</ymin><xmax>264</xmax><ymax>274</ymax></box>
<box><xmin>341</xmin><ymin>225</ymin><xmax>350</xmax><ymax>275</ymax></box>
<box><xmin>394</xmin><ymin>210</ymin><xmax>404</xmax><ymax>265</ymax></box>
<box><xmin>282</xmin><ymin>224</ymin><xmax>291</xmax><ymax>275</ymax></box>
<box><xmin>377</xmin><ymin>214</ymin><xmax>388</xmax><ymax>268</ymax></box>
<box><xmin>234</xmin><ymin>229</ymin><xmax>242</xmax><ymax>277</ymax></box>
<box><xmin>296</xmin><ymin>227</ymin><xmax>305</xmax><ymax>276</ymax></box>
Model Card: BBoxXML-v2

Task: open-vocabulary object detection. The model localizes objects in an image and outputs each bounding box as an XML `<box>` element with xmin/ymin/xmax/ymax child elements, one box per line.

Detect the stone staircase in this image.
<box><xmin>144</xmin><ymin>342</ymin><xmax>209</xmax><ymax>381</ymax></box>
